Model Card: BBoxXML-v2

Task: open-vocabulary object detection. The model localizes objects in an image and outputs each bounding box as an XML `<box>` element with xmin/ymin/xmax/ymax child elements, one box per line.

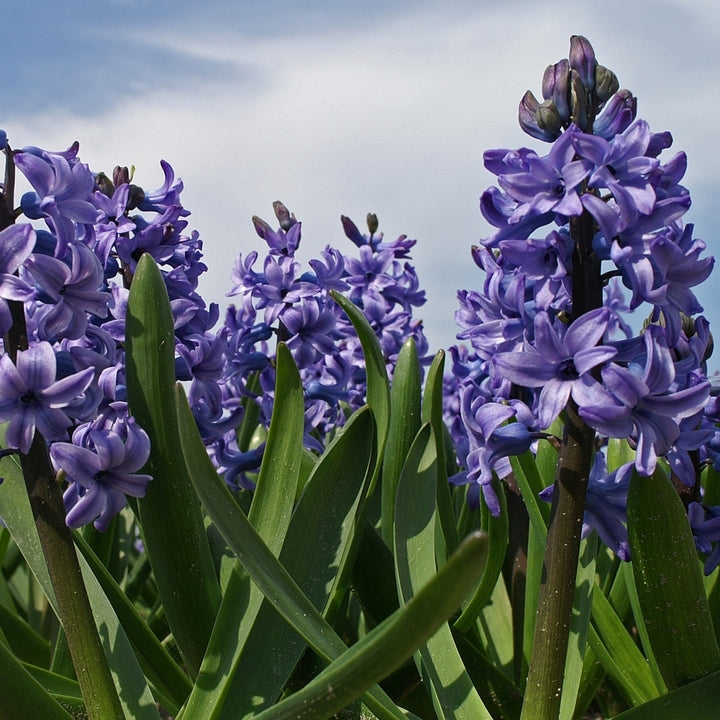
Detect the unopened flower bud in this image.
<box><xmin>594</xmin><ymin>65</ymin><xmax>619</xmax><ymax>104</ymax></box>
<box><xmin>272</xmin><ymin>200</ymin><xmax>296</xmax><ymax>230</ymax></box>
<box><xmin>592</xmin><ymin>89</ymin><xmax>636</xmax><ymax>138</ymax></box>
<box><xmin>113</xmin><ymin>165</ymin><xmax>131</xmax><ymax>187</ymax></box>
<box><xmin>569</xmin><ymin>35</ymin><xmax>597</xmax><ymax>92</ymax></box>
<box><xmin>127</xmin><ymin>184</ymin><xmax>145</xmax><ymax>211</ymax></box>
<box><xmin>95</xmin><ymin>172</ymin><xmax>114</xmax><ymax>197</ymax></box>
<box><xmin>366</xmin><ymin>212</ymin><xmax>379</xmax><ymax>235</ymax></box>
<box><xmin>569</xmin><ymin>69</ymin><xmax>589</xmax><ymax>131</ymax></box>
<box><xmin>519</xmin><ymin>90</ymin><xmax>560</xmax><ymax>142</ymax></box>
<box><xmin>536</xmin><ymin>100</ymin><xmax>563</xmax><ymax>136</ymax></box>
<box><xmin>542</xmin><ymin>59</ymin><xmax>570</xmax><ymax>122</ymax></box>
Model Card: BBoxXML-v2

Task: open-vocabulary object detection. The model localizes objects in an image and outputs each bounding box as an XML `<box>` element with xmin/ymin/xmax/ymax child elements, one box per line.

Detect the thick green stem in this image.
<box><xmin>2</xmin><ymin>145</ymin><xmax>124</xmax><ymax>719</ymax></box>
<box><xmin>520</xmin><ymin>401</ymin><xmax>594</xmax><ymax>719</ymax></box>
<box><xmin>520</xmin><ymin>204</ymin><xmax>602</xmax><ymax>719</ymax></box>
<box><xmin>19</xmin><ymin>435</ymin><xmax>126</xmax><ymax>720</ymax></box>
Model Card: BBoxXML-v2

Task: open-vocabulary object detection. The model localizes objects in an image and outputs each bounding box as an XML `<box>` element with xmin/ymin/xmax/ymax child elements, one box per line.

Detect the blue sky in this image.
<box><xmin>6</xmin><ymin>0</ymin><xmax>720</xmax><ymax>367</ymax></box>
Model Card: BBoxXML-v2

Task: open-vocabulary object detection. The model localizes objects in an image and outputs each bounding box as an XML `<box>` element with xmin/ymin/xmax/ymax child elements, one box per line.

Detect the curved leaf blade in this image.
<box><xmin>394</xmin><ymin>424</ymin><xmax>491</xmax><ymax>720</ymax></box>
<box><xmin>174</xmin><ymin>385</ymin><xmax>419</xmax><ymax>720</ymax></box>
<box><xmin>253</xmin><ymin>531</ymin><xmax>489</xmax><ymax>720</ymax></box>
<box><xmin>126</xmin><ymin>252</ymin><xmax>221</xmax><ymax>677</ymax></box>
<box><xmin>627</xmin><ymin>469</ymin><xmax>720</xmax><ymax>689</ymax></box>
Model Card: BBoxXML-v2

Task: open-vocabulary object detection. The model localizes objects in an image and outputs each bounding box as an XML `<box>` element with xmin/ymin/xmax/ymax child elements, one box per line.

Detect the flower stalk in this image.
<box><xmin>521</xmin><ymin>200</ymin><xmax>602</xmax><ymax>717</ymax></box>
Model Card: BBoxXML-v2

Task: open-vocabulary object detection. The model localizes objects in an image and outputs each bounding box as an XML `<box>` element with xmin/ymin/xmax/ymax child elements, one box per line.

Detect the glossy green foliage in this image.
<box><xmin>125</xmin><ymin>253</ymin><xmax>221</xmax><ymax>677</ymax></box>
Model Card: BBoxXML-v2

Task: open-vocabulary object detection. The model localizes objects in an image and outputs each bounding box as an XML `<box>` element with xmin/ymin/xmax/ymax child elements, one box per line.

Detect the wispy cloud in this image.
<box><xmin>7</xmin><ymin>0</ymin><xmax>720</xmax><ymax>363</ymax></box>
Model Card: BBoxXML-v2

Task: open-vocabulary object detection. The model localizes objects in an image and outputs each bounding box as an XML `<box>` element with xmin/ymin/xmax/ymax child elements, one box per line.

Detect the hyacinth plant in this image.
<box><xmin>2</xmin><ymin>35</ymin><xmax>720</xmax><ymax>720</ymax></box>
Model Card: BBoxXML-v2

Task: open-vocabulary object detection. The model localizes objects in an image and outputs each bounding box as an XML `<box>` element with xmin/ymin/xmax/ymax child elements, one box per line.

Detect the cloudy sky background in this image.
<box><xmin>5</xmin><ymin>0</ymin><xmax>720</xmax><ymax>367</ymax></box>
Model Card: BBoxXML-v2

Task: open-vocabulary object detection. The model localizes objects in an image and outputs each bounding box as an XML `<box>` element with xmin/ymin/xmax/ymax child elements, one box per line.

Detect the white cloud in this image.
<box><xmin>7</xmin><ymin>0</ymin><xmax>720</xmax><ymax>360</ymax></box>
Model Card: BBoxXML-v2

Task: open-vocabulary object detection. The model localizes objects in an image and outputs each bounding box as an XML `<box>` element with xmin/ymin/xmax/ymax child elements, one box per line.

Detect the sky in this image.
<box><xmin>5</xmin><ymin>0</ymin><xmax>720</xmax><ymax>367</ymax></box>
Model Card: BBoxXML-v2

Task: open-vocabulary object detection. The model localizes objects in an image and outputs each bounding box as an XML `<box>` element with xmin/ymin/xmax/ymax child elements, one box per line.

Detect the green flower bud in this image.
<box><xmin>366</xmin><ymin>212</ymin><xmax>379</xmax><ymax>235</ymax></box>
<box><xmin>569</xmin><ymin>68</ymin><xmax>589</xmax><ymax>131</ymax></box>
<box><xmin>536</xmin><ymin>100</ymin><xmax>563</xmax><ymax>136</ymax></box>
<box><xmin>127</xmin><ymin>185</ymin><xmax>145</xmax><ymax>211</ymax></box>
<box><xmin>95</xmin><ymin>172</ymin><xmax>114</xmax><ymax>198</ymax></box>
<box><xmin>595</xmin><ymin>64</ymin><xmax>620</xmax><ymax>104</ymax></box>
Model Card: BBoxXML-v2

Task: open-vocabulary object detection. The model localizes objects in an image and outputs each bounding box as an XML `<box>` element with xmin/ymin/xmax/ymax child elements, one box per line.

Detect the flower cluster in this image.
<box><xmin>0</xmin><ymin>139</ymin><xmax>212</xmax><ymax>530</ymax></box>
<box><xmin>195</xmin><ymin>203</ymin><xmax>430</xmax><ymax>489</ymax></box>
<box><xmin>0</xmin><ymin>135</ymin><xmax>430</xmax><ymax>527</ymax></box>
<box><xmin>447</xmin><ymin>36</ymin><xmax>719</xmax><ymax>566</ymax></box>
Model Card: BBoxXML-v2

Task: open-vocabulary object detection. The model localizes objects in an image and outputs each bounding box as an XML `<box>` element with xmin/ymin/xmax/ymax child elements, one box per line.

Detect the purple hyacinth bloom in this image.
<box><xmin>252</xmin><ymin>214</ymin><xmax>302</xmax><ymax>256</ymax></box>
<box><xmin>688</xmin><ymin>503</ymin><xmax>720</xmax><ymax>574</ymax></box>
<box><xmin>579</xmin><ymin>325</ymin><xmax>710</xmax><ymax>475</ymax></box>
<box><xmin>0</xmin><ymin>342</ymin><xmax>94</xmax><ymax>453</ymax></box>
<box><xmin>592</xmin><ymin>89</ymin><xmax>637</xmax><ymax>139</ymax></box>
<box><xmin>15</xmin><ymin>149</ymin><xmax>97</xmax><ymax>255</ymax></box>
<box><xmin>492</xmin><ymin>308</ymin><xmax>617</xmax><ymax>429</ymax></box>
<box><xmin>0</xmin><ymin>224</ymin><xmax>37</xmax><ymax>335</ymax></box>
<box><xmin>51</xmin><ymin>418</ymin><xmax>152</xmax><ymax>531</ymax></box>
<box><xmin>282</xmin><ymin>299</ymin><xmax>339</xmax><ymax>369</ymax></box>
<box><xmin>137</xmin><ymin>160</ymin><xmax>185</xmax><ymax>212</ymax></box>
<box><xmin>254</xmin><ymin>255</ymin><xmax>319</xmax><ymax>325</ymax></box>
<box><xmin>454</xmin><ymin>394</ymin><xmax>535</xmax><ymax>515</ymax></box>
<box><xmin>24</xmin><ymin>243</ymin><xmax>109</xmax><ymax>341</ymax></box>
<box><xmin>573</xmin><ymin>119</ymin><xmax>659</xmax><ymax>233</ymax></box>
<box><xmin>493</xmin><ymin>126</ymin><xmax>592</xmax><ymax>223</ymax></box>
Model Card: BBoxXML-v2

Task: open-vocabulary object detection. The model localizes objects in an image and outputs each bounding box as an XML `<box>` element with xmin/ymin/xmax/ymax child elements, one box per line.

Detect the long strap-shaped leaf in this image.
<box><xmin>126</xmin><ymin>252</ymin><xmax>221</xmax><ymax>678</ymax></box>
<box><xmin>0</xmin><ymin>642</ymin><xmax>74</xmax><ymax>720</ymax></box>
<box><xmin>394</xmin><ymin>423</ymin><xmax>492</xmax><ymax>720</ymax></box>
<box><xmin>610</xmin><ymin>670</ymin><xmax>720</xmax><ymax>720</ymax></box>
<box><xmin>180</xmin><ymin>341</ymin><xmax>305</xmax><ymax>719</ymax></box>
<box><xmin>73</xmin><ymin>532</ymin><xmax>192</xmax><ymax>714</ymax></box>
<box><xmin>330</xmin><ymin>290</ymin><xmax>390</xmax><ymax>484</ymax></box>
<box><xmin>174</xmin><ymin>385</ymin><xmax>420</xmax><ymax>720</ymax></box>
<box><xmin>218</xmin><ymin>407</ymin><xmax>376</xmax><ymax>719</ymax></box>
<box><xmin>252</xmin><ymin>531</ymin><xmax>488</xmax><ymax>720</ymax></box>
<box><xmin>381</xmin><ymin>337</ymin><xmax>422</xmax><ymax>546</ymax></box>
<box><xmin>421</xmin><ymin>349</ymin><xmax>460</xmax><ymax>555</ymax></box>
<box><xmin>627</xmin><ymin>469</ymin><xmax>720</xmax><ymax>689</ymax></box>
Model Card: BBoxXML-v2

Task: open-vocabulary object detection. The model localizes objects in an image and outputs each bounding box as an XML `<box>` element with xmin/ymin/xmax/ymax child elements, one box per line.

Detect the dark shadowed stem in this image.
<box><xmin>18</xmin><ymin>432</ymin><xmax>126</xmax><ymax>720</ymax></box>
<box><xmin>2</xmin><ymin>145</ymin><xmax>124</xmax><ymax>719</ymax></box>
<box><xmin>521</xmin><ymin>205</ymin><xmax>602</xmax><ymax>720</ymax></box>
<box><xmin>520</xmin><ymin>401</ymin><xmax>594</xmax><ymax>720</ymax></box>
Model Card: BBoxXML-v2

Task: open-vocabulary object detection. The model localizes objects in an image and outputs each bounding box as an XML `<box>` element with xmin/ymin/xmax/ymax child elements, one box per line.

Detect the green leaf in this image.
<box><xmin>0</xmin><ymin>595</ymin><xmax>50</xmax><ymax>667</ymax></box>
<box><xmin>252</xmin><ymin>531</ymin><xmax>489</xmax><ymax>720</ymax></box>
<box><xmin>22</xmin><ymin>665</ymin><xmax>86</xmax><ymax>716</ymax></box>
<box><xmin>382</xmin><ymin>337</ymin><xmax>422</xmax><ymax>545</ymax></box>
<box><xmin>421</xmin><ymin>349</ymin><xmax>460</xmax><ymax>555</ymax></box>
<box><xmin>73</xmin><ymin>532</ymin><xmax>192</xmax><ymax>713</ymax></box>
<box><xmin>454</xmin><ymin>476</ymin><xmax>509</xmax><ymax>632</ymax></box>
<box><xmin>559</xmin><ymin>534</ymin><xmax>597</xmax><ymax>720</ymax></box>
<box><xmin>330</xmin><ymin>291</ymin><xmax>390</xmax><ymax>471</ymax></box>
<box><xmin>216</xmin><ymin>406</ymin><xmax>376</xmax><ymax>718</ymax></box>
<box><xmin>627</xmin><ymin>469</ymin><xmax>720</xmax><ymax>689</ymax></box>
<box><xmin>125</xmin><ymin>252</ymin><xmax>221</xmax><ymax>677</ymax></box>
<box><xmin>510</xmin><ymin>451</ymin><xmax>549</xmax><ymax>542</ymax></box>
<box><xmin>0</xmin><ymin>642</ymin><xmax>75</xmax><ymax>720</ymax></box>
<box><xmin>394</xmin><ymin>424</ymin><xmax>491</xmax><ymax>720</ymax></box>
<box><xmin>174</xmin><ymin>385</ymin><xmax>419</xmax><ymax>720</ymax></box>
<box><xmin>180</xmin><ymin>342</ymin><xmax>304</xmax><ymax>719</ymax></box>
<box><xmin>610</xmin><ymin>670</ymin><xmax>720</xmax><ymax>720</ymax></box>
<box><xmin>0</xmin><ymin>447</ymin><xmax>162</xmax><ymax>720</ymax></box>
<box><xmin>588</xmin><ymin>588</ymin><xmax>660</xmax><ymax>706</ymax></box>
